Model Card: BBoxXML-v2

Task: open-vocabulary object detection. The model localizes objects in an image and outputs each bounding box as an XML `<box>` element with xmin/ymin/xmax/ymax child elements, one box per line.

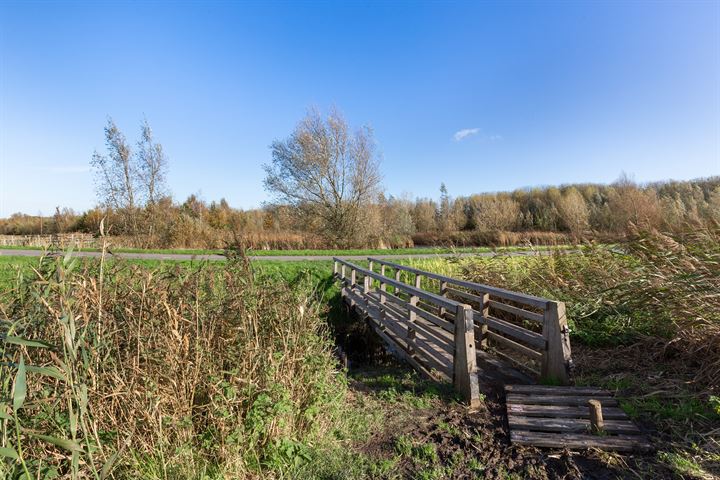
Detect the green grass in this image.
<box><xmin>0</xmin><ymin>243</ymin><xmax>571</xmax><ymax>257</ymax></box>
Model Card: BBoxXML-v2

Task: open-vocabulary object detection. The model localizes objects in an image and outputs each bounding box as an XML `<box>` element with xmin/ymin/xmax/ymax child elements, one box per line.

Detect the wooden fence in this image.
<box><xmin>334</xmin><ymin>257</ymin><xmax>573</xmax><ymax>405</ymax></box>
<box><xmin>0</xmin><ymin>234</ymin><xmax>97</xmax><ymax>248</ymax></box>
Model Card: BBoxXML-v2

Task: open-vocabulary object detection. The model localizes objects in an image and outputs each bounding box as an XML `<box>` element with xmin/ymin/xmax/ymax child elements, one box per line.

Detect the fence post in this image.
<box><xmin>414</xmin><ymin>273</ymin><xmax>422</xmax><ymax>289</ymax></box>
<box><xmin>439</xmin><ymin>281</ymin><xmax>448</xmax><ymax>318</ymax></box>
<box><xmin>478</xmin><ymin>292</ymin><xmax>489</xmax><ymax>349</ymax></box>
<box><xmin>407</xmin><ymin>295</ymin><xmax>418</xmax><ymax>357</ymax></box>
<box><xmin>333</xmin><ymin>260</ymin><xmax>338</xmax><ymax>277</ymax></box>
<box><xmin>380</xmin><ymin>266</ymin><xmax>387</xmax><ymax>293</ymax></box>
<box><xmin>453</xmin><ymin>304</ymin><xmax>481</xmax><ymax>408</ymax></box>
<box><xmin>541</xmin><ymin>301</ymin><xmax>572</xmax><ymax>385</ymax></box>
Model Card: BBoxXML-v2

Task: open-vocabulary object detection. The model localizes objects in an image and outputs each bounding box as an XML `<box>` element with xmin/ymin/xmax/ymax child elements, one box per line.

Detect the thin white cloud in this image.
<box><xmin>452</xmin><ymin>128</ymin><xmax>503</xmax><ymax>143</ymax></box>
<box><xmin>453</xmin><ymin>128</ymin><xmax>480</xmax><ymax>141</ymax></box>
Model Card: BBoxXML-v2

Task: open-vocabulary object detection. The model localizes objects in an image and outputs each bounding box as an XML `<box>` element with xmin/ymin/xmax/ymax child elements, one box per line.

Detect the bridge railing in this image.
<box><xmin>333</xmin><ymin>257</ymin><xmax>481</xmax><ymax>407</ymax></box>
<box><xmin>366</xmin><ymin>258</ymin><xmax>572</xmax><ymax>385</ymax></box>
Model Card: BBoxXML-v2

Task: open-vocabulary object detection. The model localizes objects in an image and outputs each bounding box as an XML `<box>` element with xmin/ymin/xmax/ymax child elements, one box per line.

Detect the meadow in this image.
<box><xmin>0</xmin><ymin>229</ymin><xmax>718</xmax><ymax>479</ymax></box>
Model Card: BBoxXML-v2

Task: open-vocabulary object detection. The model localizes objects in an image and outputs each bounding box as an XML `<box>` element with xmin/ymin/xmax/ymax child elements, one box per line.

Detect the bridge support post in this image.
<box><xmin>541</xmin><ymin>301</ymin><xmax>572</xmax><ymax>385</ymax></box>
<box><xmin>453</xmin><ymin>304</ymin><xmax>481</xmax><ymax>408</ymax></box>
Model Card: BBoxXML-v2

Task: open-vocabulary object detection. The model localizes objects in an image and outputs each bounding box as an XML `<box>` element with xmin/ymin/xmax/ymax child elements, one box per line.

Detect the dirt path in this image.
<box><xmin>0</xmin><ymin>248</ymin><xmax>570</xmax><ymax>262</ymax></box>
<box><xmin>348</xmin><ymin>363</ymin><xmax>670</xmax><ymax>479</ymax></box>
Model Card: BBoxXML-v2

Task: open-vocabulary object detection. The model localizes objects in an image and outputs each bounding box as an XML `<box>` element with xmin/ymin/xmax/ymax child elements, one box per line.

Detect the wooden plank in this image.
<box><xmin>413</xmin><ymin>337</ymin><xmax>453</xmax><ymax>377</ymax></box>
<box><xmin>367</xmin><ymin>301</ymin><xmax>453</xmax><ymax>376</ymax></box>
<box><xmin>506</xmin><ymin>394</ymin><xmax>618</xmax><ymax>407</ymax></box>
<box><xmin>486</xmin><ymin>331</ymin><xmax>543</xmax><ymax>361</ymax></box>
<box><xmin>334</xmin><ymin>258</ymin><xmax>461</xmax><ymax>311</ymax></box>
<box><xmin>475</xmin><ymin>314</ymin><xmax>546</xmax><ymax>349</ymax></box>
<box><xmin>505</xmin><ymin>385</ymin><xmax>611</xmax><ymax>396</ymax></box>
<box><xmin>509</xmin><ymin>430</ymin><xmax>652</xmax><ymax>452</ymax></box>
<box><xmin>367</xmin><ymin>257</ymin><xmax>551</xmax><ymax>308</ymax></box>
<box><xmin>492</xmin><ymin>349</ymin><xmax>540</xmax><ymax>376</ymax></box>
<box><xmin>369</xmin><ymin>294</ymin><xmax>445</xmax><ymax>353</ymax></box>
<box><xmin>475</xmin><ymin>349</ymin><xmax>536</xmax><ymax>384</ymax></box>
<box><xmin>488</xmin><ymin>300</ymin><xmax>544</xmax><ymax>323</ymax></box>
<box><xmin>446</xmin><ymin>287</ymin><xmax>485</xmax><ymax>305</ymax></box>
<box><xmin>411</xmin><ymin>317</ymin><xmax>454</xmax><ymax>352</ymax></box>
<box><xmin>408</xmin><ymin>303</ymin><xmax>454</xmax><ymax>333</ymax></box>
<box><xmin>367</xmin><ymin>318</ymin><xmax>442</xmax><ymax>381</ymax></box>
<box><xmin>508</xmin><ymin>416</ymin><xmax>641</xmax><ymax>434</ymax></box>
<box><xmin>507</xmin><ymin>403</ymin><xmax>628</xmax><ymax>420</ymax></box>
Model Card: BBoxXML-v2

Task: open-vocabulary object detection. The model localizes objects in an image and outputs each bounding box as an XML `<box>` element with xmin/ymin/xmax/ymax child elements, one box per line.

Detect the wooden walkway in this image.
<box><xmin>334</xmin><ymin>257</ymin><xmax>650</xmax><ymax>452</ymax></box>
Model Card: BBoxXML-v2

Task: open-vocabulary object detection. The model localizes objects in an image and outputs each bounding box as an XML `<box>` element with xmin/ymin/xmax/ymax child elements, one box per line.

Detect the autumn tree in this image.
<box><xmin>557</xmin><ymin>187</ymin><xmax>590</xmax><ymax>235</ymax></box>
<box><xmin>263</xmin><ymin>108</ymin><xmax>382</xmax><ymax>245</ymax></box>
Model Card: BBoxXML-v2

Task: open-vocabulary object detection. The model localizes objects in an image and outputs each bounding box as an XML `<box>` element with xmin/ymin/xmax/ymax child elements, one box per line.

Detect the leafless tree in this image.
<box><xmin>137</xmin><ymin>119</ymin><xmax>169</xmax><ymax>205</ymax></box>
<box><xmin>91</xmin><ymin>117</ymin><xmax>170</xmax><ymax>235</ymax></box>
<box><xmin>91</xmin><ymin>118</ymin><xmax>137</xmax><ymax>211</ymax></box>
<box><xmin>264</xmin><ymin>108</ymin><xmax>382</xmax><ymax>245</ymax></box>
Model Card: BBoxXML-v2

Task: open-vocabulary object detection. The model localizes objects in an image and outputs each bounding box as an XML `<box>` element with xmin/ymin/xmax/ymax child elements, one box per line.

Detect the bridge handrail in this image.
<box><xmin>367</xmin><ymin>257</ymin><xmax>551</xmax><ymax>309</ymax></box>
<box><xmin>333</xmin><ymin>257</ymin><xmax>464</xmax><ymax>312</ymax></box>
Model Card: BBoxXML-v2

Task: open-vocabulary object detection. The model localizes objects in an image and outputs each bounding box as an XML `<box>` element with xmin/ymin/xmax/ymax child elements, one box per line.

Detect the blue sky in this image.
<box><xmin>1</xmin><ymin>1</ymin><xmax>718</xmax><ymax>216</ymax></box>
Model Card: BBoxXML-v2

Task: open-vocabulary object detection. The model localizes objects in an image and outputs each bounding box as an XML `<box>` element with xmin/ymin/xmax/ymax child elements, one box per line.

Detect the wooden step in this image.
<box><xmin>505</xmin><ymin>384</ymin><xmax>651</xmax><ymax>452</ymax></box>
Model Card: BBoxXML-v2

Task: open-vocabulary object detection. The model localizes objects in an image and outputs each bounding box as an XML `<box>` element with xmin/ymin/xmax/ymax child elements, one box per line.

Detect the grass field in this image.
<box><xmin>0</xmin><ymin>243</ymin><xmax>570</xmax><ymax>257</ymax></box>
<box><xmin>1</xmin><ymin>233</ymin><xmax>718</xmax><ymax>479</ymax></box>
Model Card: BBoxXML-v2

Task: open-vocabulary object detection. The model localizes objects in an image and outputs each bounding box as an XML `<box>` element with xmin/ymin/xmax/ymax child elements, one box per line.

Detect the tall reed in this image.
<box><xmin>1</xmin><ymin>252</ymin><xmax>347</xmax><ymax>478</ymax></box>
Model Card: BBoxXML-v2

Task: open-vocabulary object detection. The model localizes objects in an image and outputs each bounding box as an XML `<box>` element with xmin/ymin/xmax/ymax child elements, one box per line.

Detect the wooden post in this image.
<box><xmin>439</xmin><ymin>281</ymin><xmax>448</xmax><ymax>318</ymax></box>
<box><xmin>380</xmin><ymin>264</ymin><xmax>386</xmax><ymax>278</ymax></box>
<box><xmin>453</xmin><ymin>304</ymin><xmax>481</xmax><ymax>408</ymax></box>
<box><xmin>414</xmin><ymin>273</ymin><xmax>422</xmax><ymax>289</ymax></box>
<box><xmin>368</xmin><ymin>260</ymin><xmax>374</xmax><ymax>273</ymax></box>
<box><xmin>363</xmin><ymin>273</ymin><xmax>370</xmax><ymax>293</ymax></box>
<box><xmin>588</xmin><ymin>399</ymin><xmax>604</xmax><ymax>434</ymax></box>
<box><xmin>478</xmin><ymin>292</ymin><xmax>489</xmax><ymax>349</ymax></box>
<box><xmin>408</xmin><ymin>295</ymin><xmax>418</xmax><ymax>357</ymax></box>
<box><xmin>541</xmin><ymin>301</ymin><xmax>572</xmax><ymax>385</ymax></box>
<box><xmin>333</xmin><ymin>260</ymin><xmax>338</xmax><ymax>276</ymax></box>
<box><xmin>341</xmin><ymin>264</ymin><xmax>346</xmax><ymax>281</ymax></box>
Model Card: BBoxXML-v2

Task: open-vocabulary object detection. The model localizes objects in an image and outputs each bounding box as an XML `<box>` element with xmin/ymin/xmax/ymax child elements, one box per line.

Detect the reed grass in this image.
<box><xmin>0</xmin><ymin>250</ymin><xmax>352</xmax><ymax>479</ymax></box>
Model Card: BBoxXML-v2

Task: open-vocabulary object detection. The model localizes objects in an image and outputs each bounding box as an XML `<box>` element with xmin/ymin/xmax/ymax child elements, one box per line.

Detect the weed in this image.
<box><xmin>394</xmin><ymin>435</ymin><xmax>413</xmax><ymax>457</ymax></box>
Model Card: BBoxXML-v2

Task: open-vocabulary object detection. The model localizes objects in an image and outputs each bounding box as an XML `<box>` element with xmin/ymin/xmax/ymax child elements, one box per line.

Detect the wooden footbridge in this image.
<box><xmin>334</xmin><ymin>257</ymin><xmax>651</xmax><ymax>452</ymax></box>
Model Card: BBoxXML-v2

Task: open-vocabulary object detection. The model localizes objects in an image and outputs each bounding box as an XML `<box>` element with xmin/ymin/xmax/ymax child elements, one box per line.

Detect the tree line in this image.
<box><xmin>1</xmin><ymin>111</ymin><xmax>718</xmax><ymax>249</ymax></box>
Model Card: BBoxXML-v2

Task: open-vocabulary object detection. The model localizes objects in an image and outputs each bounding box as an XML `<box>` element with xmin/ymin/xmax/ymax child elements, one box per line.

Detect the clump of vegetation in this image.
<box><xmin>0</xmin><ymin>252</ymin><xmax>352</xmax><ymax>478</ymax></box>
<box><xmin>459</xmin><ymin>227</ymin><xmax>719</xmax><ymax>382</ymax></box>
<box><xmin>459</xmin><ymin>226</ymin><xmax>720</xmax><ymax>476</ymax></box>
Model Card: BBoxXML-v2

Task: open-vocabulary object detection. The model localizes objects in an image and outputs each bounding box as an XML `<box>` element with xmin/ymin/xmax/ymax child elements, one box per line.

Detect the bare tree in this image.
<box><xmin>263</xmin><ymin>108</ymin><xmax>382</xmax><ymax>245</ymax></box>
<box><xmin>91</xmin><ymin>118</ymin><xmax>137</xmax><ymax>211</ymax></box>
<box><xmin>91</xmin><ymin>117</ymin><xmax>170</xmax><ymax>235</ymax></box>
<box><xmin>137</xmin><ymin>119</ymin><xmax>169</xmax><ymax>205</ymax></box>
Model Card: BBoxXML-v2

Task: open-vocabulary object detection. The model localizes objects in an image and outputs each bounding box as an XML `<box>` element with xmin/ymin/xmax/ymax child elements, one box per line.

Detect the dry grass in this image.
<box><xmin>0</xmin><ymin>250</ymin><xmax>348</xmax><ymax>478</ymax></box>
